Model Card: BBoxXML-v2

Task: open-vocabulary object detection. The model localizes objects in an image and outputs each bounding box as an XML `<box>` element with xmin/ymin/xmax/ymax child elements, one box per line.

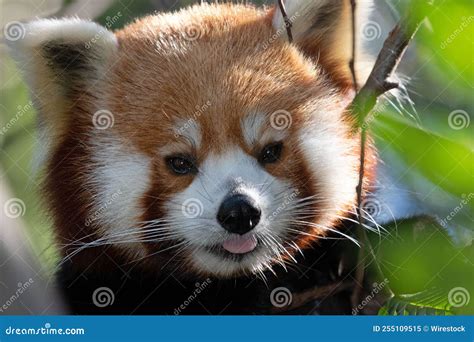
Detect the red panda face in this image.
<box><xmin>8</xmin><ymin>2</ymin><xmax>369</xmax><ymax>278</ymax></box>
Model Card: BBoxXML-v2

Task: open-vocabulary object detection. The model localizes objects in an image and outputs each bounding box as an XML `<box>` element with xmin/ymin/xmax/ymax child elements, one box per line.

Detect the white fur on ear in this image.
<box><xmin>272</xmin><ymin>0</ymin><xmax>373</xmax><ymax>36</ymax></box>
<box><xmin>6</xmin><ymin>18</ymin><xmax>117</xmax><ymax>87</ymax></box>
<box><xmin>272</xmin><ymin>0</ymin><xmax>375</xmax><ymax>87</ymax></box>
<box><xmin>6</xmin><ymin>18</ymin><xmax>117</xmax><ymax>50</ymax></box>
<box><xmin>6</xmin><ymin>18</ymin><xmax>118</xmax><ymax>170</ymax></box>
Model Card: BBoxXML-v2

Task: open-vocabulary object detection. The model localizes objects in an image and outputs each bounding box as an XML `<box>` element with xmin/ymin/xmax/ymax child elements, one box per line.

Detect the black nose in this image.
<box><xmin>217</xmin><ymin>194</ymin><xmax>261</xmax><ymax>235</ymax></box>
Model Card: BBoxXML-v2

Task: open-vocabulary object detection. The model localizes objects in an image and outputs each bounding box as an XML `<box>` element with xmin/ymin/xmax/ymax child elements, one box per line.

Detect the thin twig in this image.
<box><xmin>351</xmin><ymin>131</ymin><xmax>369</xmax><ymax>307</ymax></box>
<box><xmin>277</xmin><ymin>0</ymin><xmax>293</xmax><ymax>43</ymax></box>
<box><xmin>348</xmin><ymin>0</ymin><xmax>366</xmax><ymax>308</ymax></box>
<box><xmin>349</xmin><ymin>0</ymin><xmax>358</xmax><ymax>92</ymax></box>
<box><xmin>349</xmin><ymin>6</ymin><xmax>426</xmax><ymax>125</ymax></box>
<box><xmin>347</xmin><ymin>2</ymin><xmax>428</xmax><ymax>309</ymax></box>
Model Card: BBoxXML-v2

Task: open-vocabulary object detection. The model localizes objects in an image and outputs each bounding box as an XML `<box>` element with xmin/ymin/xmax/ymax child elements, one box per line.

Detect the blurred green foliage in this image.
<box><xmin>371</xmin><ymin>218</ymin><xmax>473</xmax><ymax>314</ymax></box>
<box><xmin>368</xmin><ymin>0</ymin><xmax>473</xmax><ymax>314</ymax></box>
<box><xmin>373</xmin><ymin>113</ymin><xmax>473</xmax><ymax>200</ymax></box>
<box><xmin>417</xmin><ymin>0</ymin><xmax>474</xmax><ymax>95</ymax></box>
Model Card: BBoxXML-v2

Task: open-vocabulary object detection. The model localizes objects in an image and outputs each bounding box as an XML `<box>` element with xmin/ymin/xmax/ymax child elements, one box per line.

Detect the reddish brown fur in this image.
<box><xmin>38</xmin><ymin>3</ymin><xmax>376</xmax><ymax>275</ymax></box>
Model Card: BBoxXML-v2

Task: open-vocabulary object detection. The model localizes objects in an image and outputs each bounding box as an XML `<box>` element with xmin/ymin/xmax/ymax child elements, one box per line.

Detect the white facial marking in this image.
<box><xmin>297</xmin><ymin>107</ymin><xmax>359</xmax><ymax>226</ymax></box>
<box><xmin>241</xmin><ymin>112</ymin><xmax>288</xmax><ymax>148</ymax></box>
<box><xmin>242</xmin><ymin>112</ymin><xmax>266</xmax><ymax>146</ymax></box>
<box><xmin>88</xmin><ymin>135</ymin><xmax>151</xmax><ymax>250</ymax></box>
<box><xmin>172</xmin><ymin>118</ymin><xmax>201</xmax><ymax>149</ymax></box>
<box><xmin>166</xmin><ymin>148</ymin><xmax>296</xmax><ymax>277</ymax></box>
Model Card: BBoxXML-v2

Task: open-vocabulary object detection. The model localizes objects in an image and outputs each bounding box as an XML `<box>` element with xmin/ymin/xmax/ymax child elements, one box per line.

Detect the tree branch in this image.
<box><xmin>277</xmin><ymin>0</ymin><xmax>293</xmax><ymax>43</ymax></box>
<box><xmin>349</xmin><ymin>0</ymin><xmax>366</xmax><ymax>309</ymax></box>
<box><xmin>349</xmin><ymin>0</ymin><xmax>358</xmax><ymax>92</ymax></box>
<box><xmin>348</xmin><ymin>1</ymin><xmax>428</xmax><ymax>310</ymax></box>
<box><xmin>349</xmin><ymin>6</ymin><xmax>426</xmax><ymax>125</ymax></box>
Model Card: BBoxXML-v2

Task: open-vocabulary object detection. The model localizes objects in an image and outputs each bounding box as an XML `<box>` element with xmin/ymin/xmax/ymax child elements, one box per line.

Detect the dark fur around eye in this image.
<box><xmin>166</xmin><ymin>155</ymin><xmax>197</xmax><ymax>175</ymax></box>
<box><xmin>258</xmin><ymin>142</ymin><xmax>283</xmax><ymax>164</ymax></box>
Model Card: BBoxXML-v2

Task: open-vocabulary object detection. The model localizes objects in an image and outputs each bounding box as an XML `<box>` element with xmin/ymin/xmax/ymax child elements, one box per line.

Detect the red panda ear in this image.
<box><xmin>273</xmin><ymin>0</ymin><xmax>372</xmax><ymax>90</ymax></box>
<box><xmin>7</xmin><ymin>19</ymin><xmax>117</xmax><ymax>150</ymax></box>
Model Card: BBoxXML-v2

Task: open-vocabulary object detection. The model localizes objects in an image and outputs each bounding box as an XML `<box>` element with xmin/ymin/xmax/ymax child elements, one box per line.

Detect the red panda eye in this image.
<box><xmin>166</xmin><ymin>156</ymin><xmax>196</xmax><ymax>175</ymax></box>
<box><xmin>259</xmin><ymin>142</ymin><xmax>283</xmax><ymax>164</ymax></box>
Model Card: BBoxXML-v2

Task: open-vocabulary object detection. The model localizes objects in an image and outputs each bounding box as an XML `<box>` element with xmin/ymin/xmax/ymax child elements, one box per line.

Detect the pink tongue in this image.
<box><xmin>222</xmin><ymin>235</ymin><xmax>257</xmax><ymax>254</ymax></box>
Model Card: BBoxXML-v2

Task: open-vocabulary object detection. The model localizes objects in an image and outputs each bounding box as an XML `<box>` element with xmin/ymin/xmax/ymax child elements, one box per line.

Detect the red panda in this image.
<box><xmin>8</xmin><ymin>1</ymin><xmax>379</xmax><ymax>314</ymax></box>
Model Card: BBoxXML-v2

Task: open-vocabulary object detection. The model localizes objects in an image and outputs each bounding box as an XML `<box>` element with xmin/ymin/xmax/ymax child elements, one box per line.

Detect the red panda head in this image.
<box><xmin>8</xmin><ymin>1</ymin><xmax>374</xmax><ymax>278</ymax></box>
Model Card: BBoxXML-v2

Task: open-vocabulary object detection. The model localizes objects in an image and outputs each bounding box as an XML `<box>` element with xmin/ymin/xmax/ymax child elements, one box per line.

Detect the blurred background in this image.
<box><xmin>0</xmin><ymin>0</ymin><xmax>472</xmax><ymax>314</ymax></box>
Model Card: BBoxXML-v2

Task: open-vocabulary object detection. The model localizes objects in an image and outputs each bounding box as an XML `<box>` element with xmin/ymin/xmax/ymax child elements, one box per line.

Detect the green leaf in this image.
<box><xmin>379</xmin><ymin>289</ymin><xmax>453</xmax><ymax>315</ymax></box>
